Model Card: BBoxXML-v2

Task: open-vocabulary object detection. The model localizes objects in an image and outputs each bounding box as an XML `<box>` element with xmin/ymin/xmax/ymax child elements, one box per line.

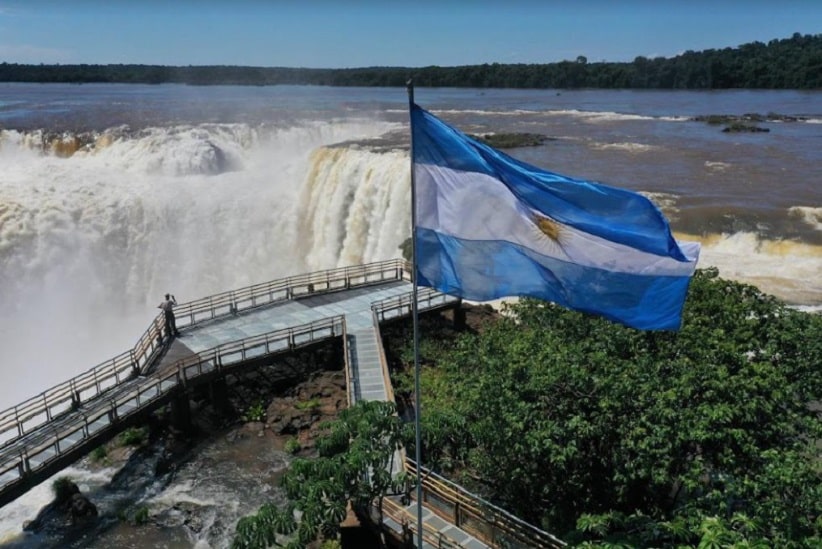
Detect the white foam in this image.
<box><xmin>788</xmin><ymin>206</ymin><xmax>822</xmax><ymax>232</ymax></box>
<box><xmin>391</xmin><ymin>107</ymin><xmax>688</xmax><ymax>123</ymax></box>
<box><xmin>705</xmin><ymin>161</ymin><xmax>732</xmax><ymax>171</ymax></box>
<box><xmin>147</xmin><ymin>480</ymin><xmax>222</xmax><ymax>509</ymax></box>
<box><xmin>296</xmin><ymin>146</ymin><xmax>410</xmax><ymax>271</ymax></box>
<box><xmin>0</xmin><ymin>465</ymin><xmax>117</xmax><ymax>543</ymax></box>
<box><xmin>0</xmin><ymin>119</ymin><xmax>402</xmax><ymax>410</ymax></box>
<box><xmin>591</xmin><ymin>141</ymin><xmax>659</xmax><ymax>153</ymax></box>
<box><xmin>545</xmin><ymin>109</ymin><xmax>659</xmax><ymax>122</ymax></box>
<box><xmin>686</xmin><ymin>231</ymin><xmax>822</xmax><ymax>306</ymax></box>
<box><xmin>430</xmin><ymin>108</ymin><xmax>540</xmax><ymax>117</ymax></box>
<box><xmin>639</xmin><ymin>191</ymin><xmax>681</xmax><ymax>218</ymax></box>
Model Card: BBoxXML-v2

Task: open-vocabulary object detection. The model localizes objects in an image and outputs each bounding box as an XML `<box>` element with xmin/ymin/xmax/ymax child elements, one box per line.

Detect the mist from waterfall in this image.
<box><xmin>0</xmin><ymin>120</ymin><xmax>407</xmax><ymax>410</ymax></box>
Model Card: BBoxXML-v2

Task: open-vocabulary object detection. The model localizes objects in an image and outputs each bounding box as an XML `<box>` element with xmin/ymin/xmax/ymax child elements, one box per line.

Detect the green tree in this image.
<box><xmin>388</xmin><ymin>268</ymin><xmax>821</xmax><ymax>547</ymax></box>
<box><xmin>2</xmin><ymin>33</ymin><xmax>820</xmax><ymax>89</ymax></box>
<box><xmin>232</xmin><ymin>400</ymin><xmax>411</xmax><ymax>548</ymax></box>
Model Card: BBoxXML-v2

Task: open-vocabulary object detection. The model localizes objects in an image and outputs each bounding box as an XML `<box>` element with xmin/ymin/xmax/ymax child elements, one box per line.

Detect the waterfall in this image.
<box><xmin>0</xmin><ymin>120</ymin><xmax>407</xmax><ymax>409</ymax></box>
<box><xmin>297</xmin><ymin>146</ymin><xmax>410</xmax><ymax>270</ymax></box>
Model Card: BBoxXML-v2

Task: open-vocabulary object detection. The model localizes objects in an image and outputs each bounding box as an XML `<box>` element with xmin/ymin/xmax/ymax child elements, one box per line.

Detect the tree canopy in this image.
<box><xmin>386</xmin><ymin>268</ymin><xmax>822</xmax><ymax>547</ymax></box>
<box><xmin>232</xmin><ymin>400</ymin><xmax>410</xmax><ymax>548</ymax></box>
<box><xmin>2</xmin><ymin>33</ymin><xmax>820</xmax><ymax>89</ymax></box>
<box><xmin>230</xmin><ymin>268</ymin><xmax>821</xmax><ymax>548</ymax></box>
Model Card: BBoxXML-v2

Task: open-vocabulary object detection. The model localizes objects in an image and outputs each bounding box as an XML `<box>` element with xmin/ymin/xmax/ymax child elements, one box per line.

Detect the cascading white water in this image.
<box><xmin>3</xmin><ymin>112</ymin><xmax>821</xmax><ymax>414</ymax></box>
<box><xmin>0</xmin><ymin>119</ymin><xmax>408</xmax><ymax>410</ymax></box>
<box><xmin>297</xmin><ymin>146</ymin><xmax>410</xmax><ymax>270</ymax></box>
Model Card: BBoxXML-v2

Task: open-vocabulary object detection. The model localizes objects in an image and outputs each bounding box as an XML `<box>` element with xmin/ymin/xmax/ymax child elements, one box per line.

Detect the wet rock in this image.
<box><xmin>263</xmin><ymin>371</ymin><xmax>348</xmax><ymax>451</ymax></box>
<box><xmin>69</xmin><ymin>493</ymin><xmax>98</xmax><ymax>522</ymax></box>
<box><xmin>23</xmin><ymin>480</ymin><xmax>97</xmax><ymax>533</ymax></box>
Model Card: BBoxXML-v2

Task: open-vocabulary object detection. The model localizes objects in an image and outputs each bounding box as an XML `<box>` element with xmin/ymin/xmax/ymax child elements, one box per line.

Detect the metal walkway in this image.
<box><xmin>0</xmin><ymin>259</ymin><xmax>562</xmax><ymax>548</ymax></box>
<box><xmin>0</xmin><ymin>261</ymin><xmax>434</xmax><ymax>502</ymax></box>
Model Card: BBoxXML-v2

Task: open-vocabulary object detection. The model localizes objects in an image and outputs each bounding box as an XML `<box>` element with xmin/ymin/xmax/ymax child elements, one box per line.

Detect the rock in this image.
<box><xmin>23</xmin><ymin>480</ymin><xmax>97</xmax><ymax>532</ymax></box>
<box><xmin>469</xmin><ymin>132</ymin><xmax>552</xmax><ymax>148</ymax></box>
<box><xmin>69</xmin><ymin>493</ymin><xmax>98</xmax><ymax>522</ymax></box>
<box><xmin>259</xmin><ymin>370</ymin><xmax>349</xmax><ymax>451</ymax></box>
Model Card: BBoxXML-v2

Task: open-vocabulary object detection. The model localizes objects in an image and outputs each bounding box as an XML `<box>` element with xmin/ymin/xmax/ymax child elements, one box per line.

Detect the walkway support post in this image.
<box><xmin>210</xmin><ymin>379</ymin><xmax>231</xmax><ymax>415</ymax></box>
<box><xmin>170</xmin><ymin>394</ymin><xmax>192</xmax><ymax>432</ymax></box>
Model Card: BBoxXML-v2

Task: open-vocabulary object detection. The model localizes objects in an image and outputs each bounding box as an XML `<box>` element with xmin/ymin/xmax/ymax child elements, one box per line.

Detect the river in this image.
<box><xmin>0</xmin><ymin>83</ymin><xmax>820</xmax><ymax>546</ymax></box>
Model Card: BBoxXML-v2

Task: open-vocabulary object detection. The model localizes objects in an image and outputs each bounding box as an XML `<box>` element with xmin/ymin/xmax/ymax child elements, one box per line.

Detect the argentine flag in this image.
<box><xmin>411</xmin><ymin>103</ymin><xmax>700</xmax><ymax>331</ymax></box>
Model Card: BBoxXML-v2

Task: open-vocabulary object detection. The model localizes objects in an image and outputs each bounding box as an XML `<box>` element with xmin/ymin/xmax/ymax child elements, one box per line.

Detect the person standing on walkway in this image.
<box><xmin>158</xmin><ymin>293</ymin><xmax>181</xmax><ymax>338</ymax></box>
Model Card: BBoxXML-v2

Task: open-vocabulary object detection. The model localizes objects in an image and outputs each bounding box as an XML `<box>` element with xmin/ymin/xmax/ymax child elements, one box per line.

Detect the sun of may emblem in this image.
<box><xmin>533</xmin><ymin>213</ymin><xmax>563</xmax><ymax>244</ymax></box>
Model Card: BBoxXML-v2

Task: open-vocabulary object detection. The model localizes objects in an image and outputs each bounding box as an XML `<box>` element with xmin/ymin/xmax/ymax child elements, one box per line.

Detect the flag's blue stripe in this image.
<box><xmin>415</xmin><ymin>227</ymin><xmax>692</xmax><ymax>331</ymax></box>
<box><xmin>412</xmin><ymin>104</ymin><xmax>688</xmax><ymax>262</ymax></box>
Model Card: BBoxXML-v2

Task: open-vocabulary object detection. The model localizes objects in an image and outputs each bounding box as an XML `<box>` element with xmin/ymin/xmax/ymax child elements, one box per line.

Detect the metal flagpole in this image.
<box><xmin>406</xmin><ymin>79</ymin><xmax>424</xmax><ymax>549</ymax></box>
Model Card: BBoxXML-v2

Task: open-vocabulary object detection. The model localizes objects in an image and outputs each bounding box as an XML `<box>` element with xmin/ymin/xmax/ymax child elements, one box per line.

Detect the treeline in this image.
<box><xmin>1</xmin><ymin>33</ymin><xmax>820</xmax><ymax>89</ymax></box>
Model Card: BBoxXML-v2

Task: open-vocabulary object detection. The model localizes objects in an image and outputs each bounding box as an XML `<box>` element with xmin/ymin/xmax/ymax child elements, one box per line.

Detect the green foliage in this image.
<box><xmin>390</xmin><ymin>268</ymin><xmax>822</xmax><ymax>547</ymax></box>
<box><xmin>469</xmin><ymin>132</ymin><xmax>550</xmax><ymax>148</ymax></box>
<box><xmin>117</xmin><ymin>504</ymin><xmax>152</xmax><ymax>526</ymax></box>
<box><xmin>89</xmin><ymin>445</ymin><xmax>108</xmax><ymax>464</ymax></box>
<box><xmin>0</xmin><ymin>33</ymin><xmax>819</xmax><ymax>89</ymax></box>
<box><xmin>294</xmin><ymin>398</ymin><xmax>321</xmax><ymax>411</ymax></box>
<box><xmin>51</xmin><ymin>476</ymin><xmax>76</xmax><ymax>502</ymax></box>
<box><xmin>399</xmin><ymin>237</ymin><xmax>412</xmax><ymax>262</ymax></box>
<box><xmin>284</xmin><ymin>437</ymin><xmax>302</xmax><ymax>455</ymax></box>
<box><xmin>133</xmin><ymin>506</ymin><xmax>150</xmax><ymax>525</ymax></box>
<box><xmin>721</xmin><ymin>122</ymin><xmax>769</xmax><ymax>133</ymax></box>
<box><xmin>243</xmin><ymin>400</ymin><xmax>266</xmax><ymax>422</ymax></box>
<box><xmin>232</xmin><ymin>400</ymin><xmax>409</xmax><ymax>548</ymax></box>
<box><xmin>118</xmin><ymin>426</ymin><xmax>148</xmax><ymax>447</ymax></box>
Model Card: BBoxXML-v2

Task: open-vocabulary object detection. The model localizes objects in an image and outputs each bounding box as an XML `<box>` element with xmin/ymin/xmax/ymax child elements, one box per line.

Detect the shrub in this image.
<box><xmin>133</xmin><ymin>506</ymin><xmax>149</xmax><ymax>525</ymax></box>
<box><xmin>118</xmin><ymin>427</ymin><xmax>147</xmax><ymax>447</ymax></box>
<box><xmin>51</xmin><ymin>476</ymin><xmax>77</xmax><ymax>502</ymax></box>
<box><xmin>89</xmin><ymin>445</ymin><xmax>108</xmax><ymax>463</ymax></box>
<box><xmin>284</xmin><ymin>437</ymin><xmax>301</xmax><ymax>455</ymax></box>
<box><xmin>294</xmin><ymin>398</ymin><xmax>321</xmax><ymax>411</ymax></box>
<box><xmin>242</xmin><ymin>401</ymin><xmax>266</xmax><ymax>422</ymax></box>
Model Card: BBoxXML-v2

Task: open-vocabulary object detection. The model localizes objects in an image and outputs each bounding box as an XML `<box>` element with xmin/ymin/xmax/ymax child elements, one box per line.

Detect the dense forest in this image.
<box><xmin>1</xmin><ymin>33</ymin><xmax>819</xmax><ymax>89</ymax></box>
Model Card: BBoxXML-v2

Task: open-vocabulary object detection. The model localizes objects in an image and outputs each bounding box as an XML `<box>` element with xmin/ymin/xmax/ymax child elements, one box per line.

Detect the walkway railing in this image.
<box><xmin>154</xmin><ymin>316</ymin><xmax>345</xmax><ymax>387</ymax></box>
<box><xmin>0</xmin><ymin>259</ymin><xmax>407</xmax><ymax>451</ymax></box>
<box><xmin>368</xmin><ymin>289</ymin><xmax>566</xmax><ymax>548</ymax></box>
<box><xmin>370</xmin><ymin>286</ymin><xmax>459</xmax><ymax>402</ymax></box>
<box><xmin>173</xmin><ymin>258</ymin><xmax>409</xmax><ymax>330</ymax></box>
<box><xmin>405</xmin><ymin>459</ymin><xmax>566</xmax><ymax>548</ymax></box>
<box><xmin>0</xmin><ymin>316</ymin><xmax>345</xmax><ymax>502</ymax></box>
<box><xmin>381</xmin><ymin>496</ymin><xmax>463</xmax><ymax>549</ymax></box>
<box><xmin>371</xmin><ymin>285</ymin><xmax>458</xmax><ymax>324</ymax></box>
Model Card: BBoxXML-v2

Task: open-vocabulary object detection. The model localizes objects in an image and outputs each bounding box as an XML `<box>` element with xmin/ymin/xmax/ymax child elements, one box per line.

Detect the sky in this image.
<box><xmin>0</xmin><ymin>0</ymin><xmax>819</xmax><ymax>68</ymax></box>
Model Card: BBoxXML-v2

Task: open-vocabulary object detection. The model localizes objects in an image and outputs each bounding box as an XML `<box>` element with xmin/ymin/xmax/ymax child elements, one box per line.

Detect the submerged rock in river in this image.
<box><xmin>23</xmin><ymin>479</ymin><xmax>98</xmax><ymax>533</ymax></box>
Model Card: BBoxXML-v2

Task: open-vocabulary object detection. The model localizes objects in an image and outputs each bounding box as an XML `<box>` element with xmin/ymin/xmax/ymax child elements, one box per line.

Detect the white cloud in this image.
<box><xmin>0</xmin><ymin>43</ymin><xmax>74</xmax><ymax>63</ymax></box>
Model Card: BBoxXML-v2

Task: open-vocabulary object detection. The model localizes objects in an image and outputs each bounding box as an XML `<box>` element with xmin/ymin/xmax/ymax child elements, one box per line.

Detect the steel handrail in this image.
<box><xmin>381</xmin><ymin>496</ymin><xmax>464</xmax><ymax>548</ymax></box>
<box><xmin>0</xmin><ymin>316</ymin><xmax>345</xmax><ymax>495</ymax></box>
<box><xmin>371</xmin><ymin>286</ymin><xmax>457</xmax><ymax>324</ymax></box>
<box><xmin>341</xmin><ymin>318</ymin><xmax>352</xmax><ymax>408</ymax></box>
<box><xmin>0</xmin><ymin>259</ymin><xmax>407</xmax><ymax>450</ymax></box>
<box><xmin>405</xmin><ymin>458</ymin><xmax>565</xmax><ymax>548</ymax></box>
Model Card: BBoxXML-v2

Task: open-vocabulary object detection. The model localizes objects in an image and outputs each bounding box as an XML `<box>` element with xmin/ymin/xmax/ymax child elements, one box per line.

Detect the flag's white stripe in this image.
<box><xmin>416</xmin><ymin>163</ymin><xmax>699</xmax><ymax>277</ymax></box>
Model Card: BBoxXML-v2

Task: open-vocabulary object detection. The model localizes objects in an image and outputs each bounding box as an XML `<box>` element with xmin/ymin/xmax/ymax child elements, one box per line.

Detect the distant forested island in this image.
<box><xmin>1</xmin><ymin>33</ymin><xmax>819</xmax><ymax>89</ymax></box>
